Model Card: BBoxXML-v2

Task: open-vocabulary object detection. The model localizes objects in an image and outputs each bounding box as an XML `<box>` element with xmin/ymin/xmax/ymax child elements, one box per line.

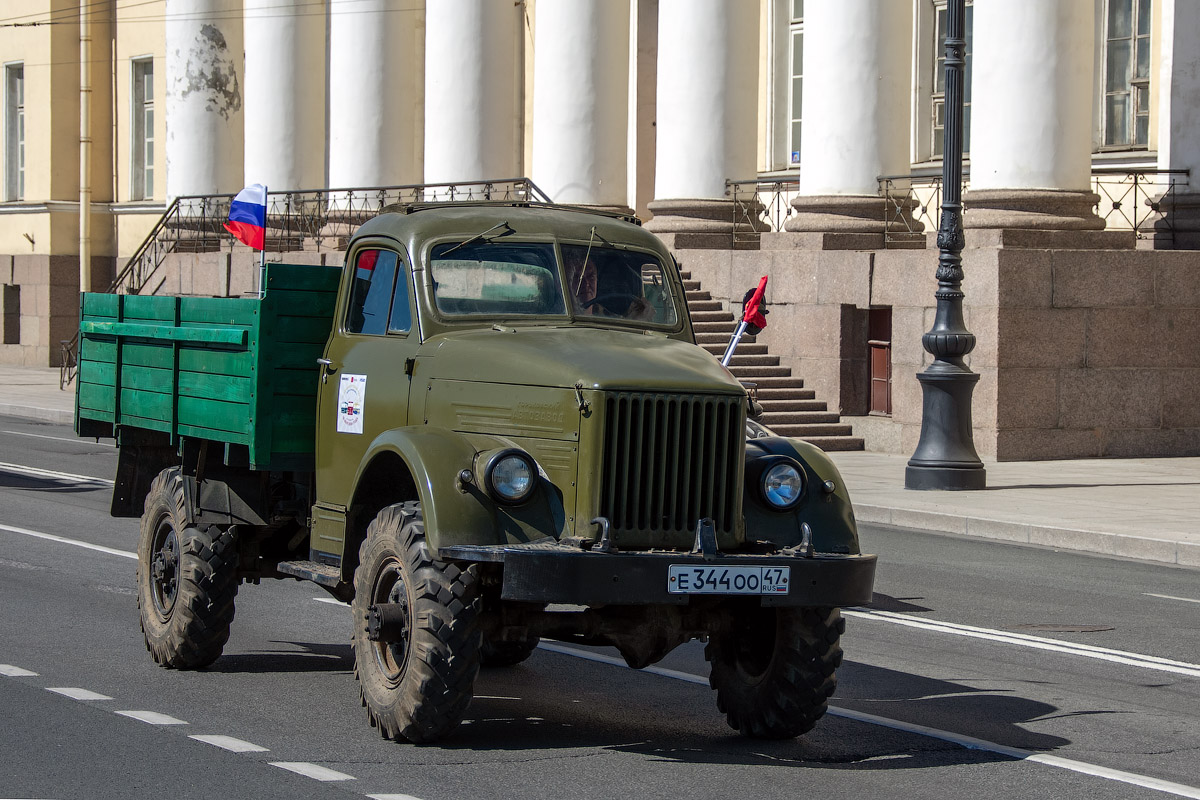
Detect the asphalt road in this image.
<box><xmin>1</xmin><ymin>415</ymin><xmax>1197</xmax><ymax>800</ymax></box>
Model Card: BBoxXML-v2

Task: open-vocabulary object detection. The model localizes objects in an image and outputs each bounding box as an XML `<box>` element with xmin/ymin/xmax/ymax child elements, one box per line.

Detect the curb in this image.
<box><xmin>0</xmin><ymin>404</ymin><xmax>74</xmax><ymax>426</ymax></box>
<box><xmin>856</xmin><ymin>503</ymin><xmax>1200</xmax><ymax>569</ymax></box>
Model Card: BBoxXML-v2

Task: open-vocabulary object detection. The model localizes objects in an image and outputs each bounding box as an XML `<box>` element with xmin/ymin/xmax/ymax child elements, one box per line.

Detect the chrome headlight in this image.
<box><xmin>483</xmin><ymin>449</ymin><xmax>537</xmax><ymax>504</ymax></box>
<box><xmin>761</xmin><ymin>459</ymin><xmax>804</xmax><ymax>510</ymax></box>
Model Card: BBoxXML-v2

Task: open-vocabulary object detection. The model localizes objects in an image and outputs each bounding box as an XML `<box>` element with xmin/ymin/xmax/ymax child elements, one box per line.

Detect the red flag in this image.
<box><xmin>742</xmin><ymin>276</ymin><xmax>768</xmax><ymax>332</ymax></box>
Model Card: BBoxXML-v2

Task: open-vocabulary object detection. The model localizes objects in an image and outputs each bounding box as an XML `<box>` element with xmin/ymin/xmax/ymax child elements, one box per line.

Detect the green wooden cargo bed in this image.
<box><xmin>75</xmin><ymin>263</ymin><xmax>341</xmax><ymax>471</ymax></box>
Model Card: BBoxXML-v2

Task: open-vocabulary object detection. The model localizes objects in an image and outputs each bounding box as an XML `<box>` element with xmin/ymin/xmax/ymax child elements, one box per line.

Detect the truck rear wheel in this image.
<box><xmin>137</xmin><ymin>467</ymin><xmax>239</xmax><ymax>669</ymax></box>
<box><xmin>705</xmin><ymin>606</ymin><xmax>844</xmax><ymax>739</ymax></box>
<box><xmin>352</xmin><ymin>502</ymin><xmax>482</xmax><ymax>742</ymax></box>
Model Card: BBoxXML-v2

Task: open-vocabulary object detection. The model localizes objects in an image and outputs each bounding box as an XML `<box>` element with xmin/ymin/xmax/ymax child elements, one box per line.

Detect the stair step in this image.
<box><xmin>760</xmin><ymin>411</ymin><xmax>842</xmax><ymax>425</ymax></box>
<box><xmin>702</xmin><ymin>343</ymin><xmax>768</xmax><ymax>356</ymax></box>
<box><xmin>685</xmin><ymin>290</ymin><xmax>713</xmax><ymax>301</ymax></box>
<box><xmin>687</xmin><ymin>299</ymin><xmax>724</xmax><ymax>312</ymax></box>
<box><xmin>769</xmin><ymin>423</ymin><xmax>856</xmax><ymax>437</ymax></box>
<box><xmin>690</xmin><ymin>310</ymin><xmax>736</xmax><ymax>323</ymax></box>
<box><xmin>729</xmin><ymin>365</ymin><xmax>793</xmax><ymax>378</ymax></box>
<box><xmin>799</xmin><ymin>436</ymin><xmax>866</xmax><ymax>452</ymax></box>
<box><xmin>695</xmin><ymin>332</ymin><xmax>755</xmax><ymax>345</ymax></box>
<box><xmin>745</xmin><ymin>376</ymin><xmax>805</xmax><ymax>389</ymax></box>
<box><xmin>756</xmin><ymin>397</ymin><xmax>822</xmax><ymax>409</ymax></box>
<box><xmin>723</xmin><ymin>354</ymin><xmax>780</xmax><ymax>367</ymax></box>
<box><xmin>693</xmin><ymin>321</ymin><xmax>740</xmax><ymax>333</ymax></box>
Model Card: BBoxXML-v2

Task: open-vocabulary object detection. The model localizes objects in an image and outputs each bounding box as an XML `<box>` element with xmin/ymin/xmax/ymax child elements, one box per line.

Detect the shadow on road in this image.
<box><xmin>208</xmin><ymin>640</ymin><xmax>353</xmax><ymax>673</ymax></box>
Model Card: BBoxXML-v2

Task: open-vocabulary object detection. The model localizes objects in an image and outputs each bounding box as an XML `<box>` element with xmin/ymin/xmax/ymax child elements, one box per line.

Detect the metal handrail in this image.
<box><xmin>60</xmin><ymin>178</ymin><xmax>551</xmax><ymax>388</ymax></box>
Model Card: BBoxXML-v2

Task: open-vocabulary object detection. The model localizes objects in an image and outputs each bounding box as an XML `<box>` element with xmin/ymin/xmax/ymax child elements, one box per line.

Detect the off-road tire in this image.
<box><xmin>705</xmin><ymin>606</ymin><xmax>843</xmax><ymax>739</ymax></box>
<box><xmin>137</xmin><ymin>467</ymin><xmax>239</xmax><ymax>669</ymax></box>
<box><xmin>352</xmin><ymin>502</ymin><xmax>482</xmax><ymax>743</ymax></box>
<box><xmin>480</xmin><ymin>635</ymin><xmax>539</xmax><ymax>668</ymax></box>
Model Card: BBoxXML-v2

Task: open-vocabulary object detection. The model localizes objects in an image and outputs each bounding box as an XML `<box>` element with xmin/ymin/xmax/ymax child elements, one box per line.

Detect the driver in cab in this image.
<box><xmin>564</xmin><ymin>248</ymin><xmax>654</xmax><ymax>321</ymax></box>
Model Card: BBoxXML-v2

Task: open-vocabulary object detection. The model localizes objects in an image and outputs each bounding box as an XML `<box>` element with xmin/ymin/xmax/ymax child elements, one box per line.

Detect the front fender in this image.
<box><xmin>359</xmin><ymin>427</ymin><xmax>564</xmax><ymax>551</ymax></box>
<box><xmin>744</xmin><ymin>436</ymin><xmax>860</xmax><ymax>554</ymax></box>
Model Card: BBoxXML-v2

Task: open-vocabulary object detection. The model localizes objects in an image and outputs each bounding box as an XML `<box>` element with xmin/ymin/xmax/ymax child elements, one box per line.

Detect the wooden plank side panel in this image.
<box><xmin>178</xmin><ymin>395</ymin><xmax>253</xmax><ymax>438</ymax></box>
<box><xmin>179</xmin><ymin>296</ymin><xmax>258</xmax><ymax>327</ymax></box>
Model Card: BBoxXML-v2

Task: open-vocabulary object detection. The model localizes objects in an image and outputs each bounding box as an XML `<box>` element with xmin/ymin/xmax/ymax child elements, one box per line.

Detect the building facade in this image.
<box><xmin>1</xmin><ymin>0</ymin><xmax>1197</xmax><ymax>459</ymax></box>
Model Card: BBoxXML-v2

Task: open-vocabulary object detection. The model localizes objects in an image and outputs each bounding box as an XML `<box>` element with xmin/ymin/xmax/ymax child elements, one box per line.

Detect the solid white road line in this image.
<box><xmin>189</xmin><ymin>734</ymin><xmax>269</xmax><ymax>753</ymax></box>
<box><xmin>0</xmin><ymin>664</ymin><xmax>38</xmax><ymax>677</ymax></box>
<box><xmin>46</xmin><ymin>687</ymin><xmax>111</xmax><ymax>701</ymax></box>
<box><xmin>115</xmin><ymin>710</ymin><xmax>187</xmax><ymax>726</ymax></box>
<box><xmin>538</xmin><ymin>642</ymin><xmax>1200</xmax><ymax>800</ymax></box>
<box><xmin>0</xmin><ymin>524</ymin><xmax>136</xmax><ymax>560</ymax></box>
<box><xmin>312</xmin><ymin>596</ymin><xmax>350</xmax><ymax>607</ymax></box>
<box><xmin>2</xmin><ymin>429</ymin><xmax>111</xmax><ymax>446</ymax></box>
<box><xmin>1144</xmin><ymin>593</ymin><xmax>1200</xmax><ymax>605</ymax></box>
<box><xmin>844</xmin><ymin>608</ymin><xmax>1200</xmax><ymax>678</ymax></box>
<box><xmin>0</xmin><ymin>461</ymin><xmax>113</xmax><ymax>486</ymax></box>
<box><xmin>269</xmin><ymin>762</ymin><xmax>355</xmax><ymax>782</ymax></box>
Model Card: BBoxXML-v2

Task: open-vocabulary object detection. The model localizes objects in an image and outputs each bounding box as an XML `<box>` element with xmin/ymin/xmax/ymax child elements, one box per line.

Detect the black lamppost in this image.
<box><xmin>905</xmin><ymin>0</ymin><xmax>986</xmax><ymax>491</ymax></box>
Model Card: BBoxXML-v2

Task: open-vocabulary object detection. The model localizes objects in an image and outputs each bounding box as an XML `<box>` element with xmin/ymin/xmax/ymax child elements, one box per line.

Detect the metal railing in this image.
<box><xmin>728</xmin><ymin>178</ymin><xmax>801</xmax><ymax>246</ymax></box>
<box><xmin>878</xmin><ymin>168</ymin><xmax>1190</xmax><ymax>242</ymax></box>
<box><xmin>60</xmin><ymin>178</ymin><xmax>550</xmax><ymax>388</ymax></box>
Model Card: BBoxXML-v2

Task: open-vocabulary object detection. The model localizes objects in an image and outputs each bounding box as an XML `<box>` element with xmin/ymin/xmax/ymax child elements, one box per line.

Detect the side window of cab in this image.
<box><xmin>345</xmin><ymin>248</ymin><xmax>411</xmax><ymax>335</ymax></box>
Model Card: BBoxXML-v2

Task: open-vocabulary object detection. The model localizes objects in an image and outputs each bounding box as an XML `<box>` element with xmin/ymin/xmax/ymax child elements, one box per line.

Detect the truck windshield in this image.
<box><xmin>429</xmin><ymin>239</ymin><xmax>679</xmax><ymax>328</ymax></box>
<box><xmin>430</xmin><ymin>241</ymin><xmax>567</xmax><ymax>317</ymax></box>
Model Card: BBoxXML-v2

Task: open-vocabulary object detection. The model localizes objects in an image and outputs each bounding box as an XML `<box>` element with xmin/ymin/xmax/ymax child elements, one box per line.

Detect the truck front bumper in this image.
<box><xmin>439</xmin><ymin>541</ymin><xmax>876</xmax><ymax>607</ymax></box>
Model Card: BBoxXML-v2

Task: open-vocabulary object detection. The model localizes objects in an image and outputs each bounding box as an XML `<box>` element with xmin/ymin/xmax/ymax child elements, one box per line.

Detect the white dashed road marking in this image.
<box><xmin>47</xmin><ymin>687</ymin><xmax>111</xmax><ymax>701</ymax></box>
<box><xmin>269</xmin><ymin>762</ymin><xmax>356</xmax><ymax>782</ymax></box>
<box><xmin>368</xmin><ymin>794</ymin><xmax>427</xmax><ymax>799</ymax></box>
<box><xmin>189</xmin><ymin>734</ymin><xmax>269</xmax><ymax>753</ymax></box>
<box><xmin>1144</xmin><ymin>592</ymin><xmax>1200</xmax><ymax>605</ymax></box>
<box><xmin>0</xmin><ymin>664</ymin><xmax>38</xmax><ymax>677</ymax></box>
<box><xmin>115</xmin><ymin>710</ymin><xmax>188</xmax><ymax>726</ymax></box>
<box><xmin>0</xmin><ymin>461</ymin><xmax>113</xmax><ymax>486</ymax></box>
<box><xmin>0</xmin><ymin>524</ymin><xmax>136</xmax><ymax>560</ymax></box>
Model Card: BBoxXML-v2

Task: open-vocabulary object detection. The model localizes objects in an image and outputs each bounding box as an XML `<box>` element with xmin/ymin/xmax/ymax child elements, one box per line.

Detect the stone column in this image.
<box><xmin>644</xmin><ymin>0</ymin><xmax>761</xmax><ymax>244</ymax></box>
<box><xmin>424</xmin><ymin>0</ymin><xmax>521</xmax><ymax>186</ymax></box>
<box><xmin>531</xmin><ymin>0</ymin><xmax>630</xmax><ymax>210</ymax></box>
<box><xmin>966</xmin><ymin>0</ymin><xmax>1105</xmax><ymax>234</ymax></box>
<box><xmin>242</xmin><ymin>0</ymin><xmax>326</xmax><ymax>192</ymax></box>
<box><xmin>786</xmin><ymin>0</ymin><xmax>914</xmax><ymax>246</ymax></box>
<box><xmin>165</xmin><ymin>0</ymin><xmax>244</xmax><ymax>198</ymax></box>
<box><xmin>328</xmin><ymin>0</ymin><xmax>421</xmax><ymax>196</ymax></box>
<box><xmin>1153</xmin><ymin>0</ymin><xmax>1200</xmax><ymax>248</ymax></box>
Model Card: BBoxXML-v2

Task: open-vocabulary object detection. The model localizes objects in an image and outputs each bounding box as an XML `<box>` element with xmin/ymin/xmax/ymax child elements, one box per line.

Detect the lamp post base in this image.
<box><xmin>905</xmin><ymin>462</ymin><xmax>986</xmax><ymax>490</ymax></box>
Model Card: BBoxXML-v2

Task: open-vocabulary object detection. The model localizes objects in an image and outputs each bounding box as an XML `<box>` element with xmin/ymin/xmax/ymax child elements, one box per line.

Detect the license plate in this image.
<box><xmin>667</xmin><ymin>565</ymin><xmax>790</xmax><ymax>595</ymax></box>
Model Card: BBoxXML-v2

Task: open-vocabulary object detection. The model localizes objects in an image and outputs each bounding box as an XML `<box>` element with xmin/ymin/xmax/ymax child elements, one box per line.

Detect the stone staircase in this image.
<box><xmin>681</xmin><ymin>271</ymin><xmax>864</xmax><ymax>452</ymax></box>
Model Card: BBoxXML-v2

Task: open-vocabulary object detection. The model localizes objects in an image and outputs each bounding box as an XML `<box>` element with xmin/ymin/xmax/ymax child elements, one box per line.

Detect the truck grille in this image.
<box><xmin>599</xmin><ymin>392</ymin><xmax>745</xmax><ymax>537</ymax></box>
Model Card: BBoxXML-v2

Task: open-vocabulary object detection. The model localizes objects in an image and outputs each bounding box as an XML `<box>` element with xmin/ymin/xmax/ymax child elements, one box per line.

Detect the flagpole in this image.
<box><xmin>258</xmin><ymin>186</ymin><xmax>268</xmax><ymax>298</ymax></box>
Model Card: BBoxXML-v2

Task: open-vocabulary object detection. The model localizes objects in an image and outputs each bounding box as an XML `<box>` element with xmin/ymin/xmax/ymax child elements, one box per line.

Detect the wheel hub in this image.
<box><xmin>370</xmin><ymin>563</ymin><xmax>411</xmax><ymax>681</ymax></box>
<box><xmin>150</xmin><ymin>524</ymin><xmax>179</xmax><ymax>616</ymax></box>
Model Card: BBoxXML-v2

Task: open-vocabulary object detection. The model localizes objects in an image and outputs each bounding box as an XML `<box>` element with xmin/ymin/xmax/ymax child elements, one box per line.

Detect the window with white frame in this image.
<box><xmin>1103</xmin><ymin>0</ymin><xmax>1150</xmax><ymax>149</ymax></box>
<box><xmin>931</xmin><ymin>1</ymin><xmax>972</xmax><ymax>158</ymax></box>
<box><xmin>5</xmin><ymin>64</ymin><xmax>24</xmax><ymax>201</ymax></box>
<box><xmin>788</xmin><ymin>1</ymin><xmax>803</xmax><ymax>166</ymax></box>
<box><xmin>131</xmin><ymin>58</ymin><xmax>154</xmax><ymax>200</ymax></box>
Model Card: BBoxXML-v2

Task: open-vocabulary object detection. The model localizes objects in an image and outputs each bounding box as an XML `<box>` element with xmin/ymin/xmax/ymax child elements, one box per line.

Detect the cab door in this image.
<box><xmin>311</xmin><ymin>241</ymin><xmax>418</xmax><ymax>562</ymax></box>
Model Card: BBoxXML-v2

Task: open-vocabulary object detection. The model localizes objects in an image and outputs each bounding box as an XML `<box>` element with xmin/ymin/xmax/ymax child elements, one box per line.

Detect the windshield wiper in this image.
<box><xmin>440</xmin><ymin>221</ymin><xmax>515</xmax><ymax>257</ymax></box>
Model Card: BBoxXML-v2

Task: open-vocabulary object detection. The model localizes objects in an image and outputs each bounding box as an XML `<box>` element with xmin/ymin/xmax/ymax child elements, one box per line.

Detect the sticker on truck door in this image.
<box><xmin>337</xmin><ymin>374</ymin><xmax>367</xmax><ymax>434</ymax></box>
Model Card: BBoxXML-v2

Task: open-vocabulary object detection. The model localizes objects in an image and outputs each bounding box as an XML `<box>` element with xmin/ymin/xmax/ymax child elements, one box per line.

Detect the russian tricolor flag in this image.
<box><xmin>224</xmin><ymin>184</ymin><xmax>267</xmax><ymax>250</ymax></box>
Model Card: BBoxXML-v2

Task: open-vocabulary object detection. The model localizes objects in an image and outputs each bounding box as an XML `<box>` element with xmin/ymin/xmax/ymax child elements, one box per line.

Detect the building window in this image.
<box><xmin>932</xmin><ymin>1</ymin><xmax>972</xmax><ymax>158</ymax></box>
<box><xmin>5</xmin><ymin>64</ymin><xmax>24</xmax><ymax>201</ymax></box>
<box><xmin>131</xmin><ymin>58</ymin><xmax>154</xmax><ymax>200</ymax></box>
<box><xmin>1103</xmin><ymin>0</ymin><xmax>1151</xmax><ymax>148</ymax></box>
<box><xmin>788</xmin><ymin>1</ymin><xmax>803</xmax><ymax>166</ymax></box>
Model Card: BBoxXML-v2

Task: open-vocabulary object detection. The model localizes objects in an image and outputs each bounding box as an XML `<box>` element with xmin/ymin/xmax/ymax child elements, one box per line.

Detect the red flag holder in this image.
<box><xmin>720</xmin><ymin>276</ymin><xmax>768</xmax><ymax>367</ymax></box>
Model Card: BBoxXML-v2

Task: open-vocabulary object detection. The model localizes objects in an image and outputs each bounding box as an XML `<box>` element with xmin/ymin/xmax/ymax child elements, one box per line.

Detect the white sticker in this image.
<box><xmin>337</xmin><ymin>374</ymin><xmax>367</xmax><ymax>434</ymax></box>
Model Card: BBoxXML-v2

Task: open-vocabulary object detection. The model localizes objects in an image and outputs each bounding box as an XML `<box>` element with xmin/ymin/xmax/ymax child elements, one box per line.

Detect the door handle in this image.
<box><xmin>317</xmin><ymin>357</ymin><xmax>339</xmax><ymax>383</ymax></box>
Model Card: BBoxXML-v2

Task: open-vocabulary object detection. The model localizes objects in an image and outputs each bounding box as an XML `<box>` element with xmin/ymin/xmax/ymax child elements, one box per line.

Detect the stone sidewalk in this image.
<box><xmin>1</xmin><ymin>364</ymin><xmax>1196</xmax><ymax>568</ymax></box>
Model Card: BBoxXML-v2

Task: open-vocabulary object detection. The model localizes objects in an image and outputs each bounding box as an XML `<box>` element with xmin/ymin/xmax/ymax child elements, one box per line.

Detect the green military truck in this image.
<box><xmin>75</xmin><ymin>202</ymin><xmax>876</xmax><ymax>743</ymax></box>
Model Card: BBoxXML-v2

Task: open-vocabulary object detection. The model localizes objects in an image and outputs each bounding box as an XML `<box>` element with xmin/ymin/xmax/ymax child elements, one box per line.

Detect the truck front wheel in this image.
<box><xmin>352</xmin><ymin>502</ymin><xmax>482</xmax><ymax>742</ymax></box>
<box><xmin>137</xmin><ymin>467</ymin><xmax>239</xmax><ymax>669</ymax></box>
<box><xmin>705</xmin><ymin>606</ymin><xmax>844</xmax><ymax>739</ymax></box>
